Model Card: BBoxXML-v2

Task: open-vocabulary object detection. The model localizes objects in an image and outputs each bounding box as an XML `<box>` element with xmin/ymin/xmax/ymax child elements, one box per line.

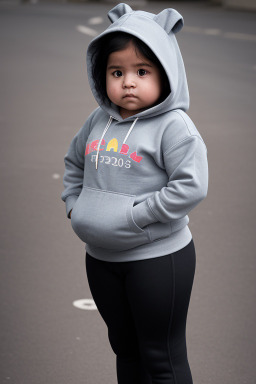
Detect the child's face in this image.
<box><xmin>106</xmin><ymin>42</ymin><xmax>163</xmax><ymax>119</ymax></box>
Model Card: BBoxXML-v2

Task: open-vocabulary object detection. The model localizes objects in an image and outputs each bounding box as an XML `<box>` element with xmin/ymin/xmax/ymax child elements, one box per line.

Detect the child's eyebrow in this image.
<box><xmin>107</xmin><ymin>62</ymin><xmax>153</xmax><ymax>70</ymax></box>
<box><xmin>107</xmin><ymin>65</ymin><xmax>123</xmax><ymax>70</ymax></box>
<box><xmin>134</xmin><ymin>62</ymin><xmax>153</xmax><ymax>68</ymax></box>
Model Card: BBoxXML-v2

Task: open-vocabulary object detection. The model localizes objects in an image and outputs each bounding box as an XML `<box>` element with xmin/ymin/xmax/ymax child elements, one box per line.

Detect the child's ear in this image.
<box><xmin>154</xmin><ymin>8</ymin><xmax>184</xmax><ymax>35</ymax></box>
<box><xmin>108</xmin><ymin>3</ymin><xmax>133</xmax><ymax>23</ymax></box>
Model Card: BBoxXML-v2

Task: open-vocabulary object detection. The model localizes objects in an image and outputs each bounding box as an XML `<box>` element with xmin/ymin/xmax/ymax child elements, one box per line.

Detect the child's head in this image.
<box><xmin>92</xmin><ymin>32</ymin><xmax>170</xmax><ymax>118</ymax></box>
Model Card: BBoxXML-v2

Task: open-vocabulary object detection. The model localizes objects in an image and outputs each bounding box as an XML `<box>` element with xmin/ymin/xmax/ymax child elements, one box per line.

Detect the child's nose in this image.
<box><xmin>122</xmin><ymin>74</ymin><xmax>136</xmax><ymax>88</ymax></box>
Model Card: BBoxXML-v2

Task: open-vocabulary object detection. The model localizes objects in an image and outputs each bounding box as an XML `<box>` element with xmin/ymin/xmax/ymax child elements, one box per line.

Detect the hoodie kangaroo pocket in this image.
<box><xmin>71</xmin><ymin>187</ymin><xmax>150</xmax><ymax>251</ymax></box>
<box><xmin>147</xmin><ymin>222</ymin><xmax>172</xmax><ymax>242</ymax></box>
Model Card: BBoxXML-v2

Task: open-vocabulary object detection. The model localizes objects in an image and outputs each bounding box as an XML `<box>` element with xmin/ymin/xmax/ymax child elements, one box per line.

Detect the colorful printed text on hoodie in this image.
<box><xmin>61</xmin><ymin>3</ymin><xmax>208</xmax><ymax>262</ymax></box>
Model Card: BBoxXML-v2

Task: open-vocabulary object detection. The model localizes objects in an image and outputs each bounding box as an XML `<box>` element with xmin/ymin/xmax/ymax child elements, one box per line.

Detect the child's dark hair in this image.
<box><xmin>91</xmin><ymin>32</ymin><xmax>170</xmax><ymax>104</ymax></box>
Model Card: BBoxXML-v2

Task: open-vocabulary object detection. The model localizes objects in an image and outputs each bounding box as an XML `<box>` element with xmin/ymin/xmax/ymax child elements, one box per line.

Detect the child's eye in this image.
<box><xmin>113</xmin><ymin>70</ymin><xmax>122</xmax><ymax>78</ymax></box>
<box><xmin>138</xmin><ymin>69</ymin><xmax>147</xmax><ymax>77</ymax></box>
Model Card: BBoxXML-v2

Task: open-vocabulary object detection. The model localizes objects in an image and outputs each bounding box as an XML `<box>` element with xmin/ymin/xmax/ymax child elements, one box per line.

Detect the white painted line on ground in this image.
<box><xmin>204</xmin><ymin>28</ymin><xmax>221</xmax><ymax>36</ymax></box>
<box><xmin>76</xmin><ymin>25</ymin><xmax>98</xmax><ymax>37</ymax></box>
<box><xmin>73</xmin><ymin>299</ymin><xmax>97</xmax><ymax>310</ymax></box>
<box><xmin>52</xmin><ymin>173</ymin><xmax>60</xmax><ymax>180</ymax></box>
<box><xmin>224</xmin><ymin>32</ymin><xmax>256</xmax><ymax>42</ymax></box>
<box><xmin>88</xmin><ymin>17</ymin><xmax>104</xmax><ymax>26</ymax></box>
<box><xmin>183</xmin><ymin>26</ymin><xmax>256</xmax><ymax>42</ymax></box>
<box><xmin>183</xmin><ymin>26</ymin><xmax>203</xmax><ymax>34</ymax></box>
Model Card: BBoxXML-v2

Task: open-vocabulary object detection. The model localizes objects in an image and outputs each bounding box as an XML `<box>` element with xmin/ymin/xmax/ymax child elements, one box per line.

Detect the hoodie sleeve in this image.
<box><xmin>132</xmin><ymin>135</ymin><xmax>208</xmax><ymax>228</ymax></box>
<box><xmin>61</xmin><ymin>112</ymin><xmax>95</xmax><ymax>218</ymax></box>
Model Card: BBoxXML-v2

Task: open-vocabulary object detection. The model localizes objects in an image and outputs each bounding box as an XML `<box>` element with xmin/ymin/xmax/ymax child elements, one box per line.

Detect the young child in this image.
<box><xmin>61</xmin><ymin>3</ymin><xmax>208</xmax><ymax>383</ymax></box>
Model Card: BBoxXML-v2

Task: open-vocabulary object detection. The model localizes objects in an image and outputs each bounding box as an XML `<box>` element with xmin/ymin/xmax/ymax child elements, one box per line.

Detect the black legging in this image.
<box><xmin>86</xmin><ymin>240</ymin><xmax>196</xmax><ymax>384</ymax></box>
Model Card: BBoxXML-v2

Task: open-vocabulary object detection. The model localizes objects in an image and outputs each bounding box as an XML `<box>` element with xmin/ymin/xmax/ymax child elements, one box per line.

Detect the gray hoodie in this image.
<box><xmin>61</xmin><ymin>3</ymin><xmax>208</xmax><ymax>262</ymax></box>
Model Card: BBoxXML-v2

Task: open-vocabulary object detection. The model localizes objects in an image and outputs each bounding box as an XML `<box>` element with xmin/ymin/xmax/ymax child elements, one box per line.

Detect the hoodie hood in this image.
<box><xmin>86</xmin><ymin>3</ymin><xmax>190</xmax><ymax>120</ymax></box>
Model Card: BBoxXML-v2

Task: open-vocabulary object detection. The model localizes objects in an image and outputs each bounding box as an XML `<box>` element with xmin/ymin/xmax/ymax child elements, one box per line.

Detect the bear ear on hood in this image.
<box><xmin>154</xmin><ymin>8</ymin><xmax>184</xmax><ymax>35</ymax></box>
<box><xmin>108</xmin><ymin>3</ymin><xmax>133</xmax><ymax>23</ymax></box>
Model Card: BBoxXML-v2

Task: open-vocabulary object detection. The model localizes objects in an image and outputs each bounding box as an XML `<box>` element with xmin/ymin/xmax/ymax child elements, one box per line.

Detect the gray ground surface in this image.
<box><xmin>1</xmin><ymin>1</ymin><xmax>256</xmax><ymax>383</ymax></box>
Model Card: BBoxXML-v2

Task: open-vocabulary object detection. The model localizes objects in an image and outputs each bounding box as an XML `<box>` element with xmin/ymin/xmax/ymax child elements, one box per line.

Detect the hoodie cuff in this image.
<box><xmin>65</xmin><ymin>195</ymin><xmax>79</xmax><ymax>218</ymax></box>
<box><xmin>132</xmin><ymin>200</ymin><xmax>158</xmax><ymax>229</ymax></box>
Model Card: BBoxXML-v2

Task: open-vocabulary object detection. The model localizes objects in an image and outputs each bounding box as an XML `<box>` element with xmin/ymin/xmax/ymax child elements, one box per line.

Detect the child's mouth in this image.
<box><xmin>123</xmin><ymin>94</ymin><xmax>137</xmax><ymax>98</ymax></box>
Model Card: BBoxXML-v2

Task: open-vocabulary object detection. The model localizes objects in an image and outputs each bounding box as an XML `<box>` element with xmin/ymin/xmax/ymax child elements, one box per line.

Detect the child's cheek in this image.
<box><xmin>106</xmin><ymin>80</ymin><xmax>115</xmax><ymax>100</ymax></box>
<box><xmin>108</xmin><ymin>86</ymin><xmax>121</xmax><ymax>102</ymax></box>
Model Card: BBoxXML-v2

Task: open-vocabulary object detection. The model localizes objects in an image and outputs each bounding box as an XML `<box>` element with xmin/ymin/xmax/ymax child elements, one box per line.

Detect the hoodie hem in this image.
<box><xmin>85</xmin><ymin>226</ymin><xmax>192</xmax><ymax>262</ymax></box>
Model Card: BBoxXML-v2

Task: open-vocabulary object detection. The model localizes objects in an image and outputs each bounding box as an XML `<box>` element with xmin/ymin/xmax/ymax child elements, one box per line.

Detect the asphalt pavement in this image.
<box><xmin>0</xmin><ymin>1</ymin><xmax>256</xmax><ymax>383</ymax></box>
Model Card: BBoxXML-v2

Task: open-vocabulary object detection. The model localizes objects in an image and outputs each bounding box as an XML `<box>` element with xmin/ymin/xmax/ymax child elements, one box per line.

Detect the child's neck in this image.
<box><xmin>120</xmin><ymin>108</ymin><xmax>144</xmax><ymax>120</ymax></box>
